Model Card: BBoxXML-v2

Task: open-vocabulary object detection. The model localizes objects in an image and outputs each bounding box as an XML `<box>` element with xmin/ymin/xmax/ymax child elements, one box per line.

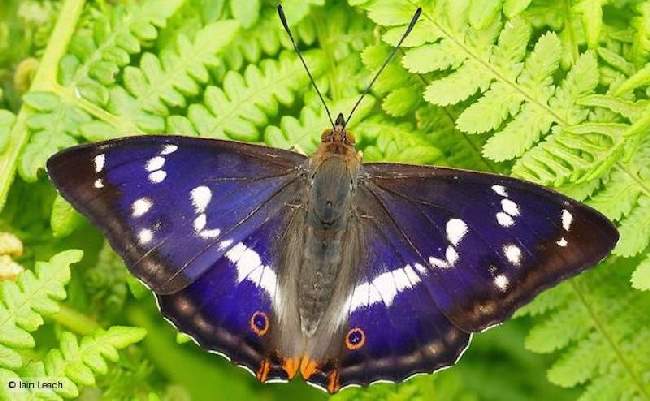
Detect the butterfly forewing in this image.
<box><xmin>47</xmin><ymin>136</ymin><xmax>307</xmax><ymax>294</ymax></box>
<box><xmin>360</xmin><ymin>163</ymin><xmax>619</xmax><ymax>332</ymax></box>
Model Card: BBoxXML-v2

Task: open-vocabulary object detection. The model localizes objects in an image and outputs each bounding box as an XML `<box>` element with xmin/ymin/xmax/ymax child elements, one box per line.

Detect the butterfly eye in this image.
<box><xmin>345</xmin><ymin>327</ymin><xmax>365</xmax><ymax>350</ymax></box>
<box><xmin>250</xmin><ymin>311</ymin><xmax>269</xmax><ymax>336</ymax></box>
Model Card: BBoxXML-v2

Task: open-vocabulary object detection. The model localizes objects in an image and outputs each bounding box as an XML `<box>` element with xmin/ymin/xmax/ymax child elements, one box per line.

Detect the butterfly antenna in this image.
<box><xmin>277</xmin><ymin>4</ymin><xmax>335</xmax><ymax>128</ymax></box>
<box><xmin>344</xmin><ymin>7</ymin><xmax>422</xmax><ymax>127</ymax></box>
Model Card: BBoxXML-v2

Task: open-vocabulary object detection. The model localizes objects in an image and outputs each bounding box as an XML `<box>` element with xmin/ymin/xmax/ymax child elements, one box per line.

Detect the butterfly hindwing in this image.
<box><xmin>157</xmin><ymin>209</ymin><xmax>300</xmax><ymax>382</ymax></box>
<box><xmin>304</xmin><ymin>191</ymin><xmax>471</xmax><ymax>391</ymax></box>
<box><xmin>360</xmin><ymin>163</ymin><xmax>619</xmax><ymax>332</ymax></box>
<box><xmin>47</xmin><ymin>135</ymin><xmax>307</xmax><ymax>294</ymax></box>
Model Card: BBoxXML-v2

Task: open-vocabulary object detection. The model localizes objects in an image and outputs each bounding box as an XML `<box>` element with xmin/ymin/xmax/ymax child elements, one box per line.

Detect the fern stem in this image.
<box><xmin>56</xmin><ymin>85</ymin><xmax>143</xmax><ymax>134</ymax></box>
<box><xmin>51</xmin><ymin>304</ymin><xmax>101</xmax><ymax>336</ymax></box>
<box><xmin>563</xmin><ymin>0</ymin><xmax>580</xmax><ymax>64</ymax></box>
<box><xmin>0</xmin><ymin>0</ymin><xmax>86</xmax><ymax>212</ymax></box>
<box><xmin>617</xmin><ymin>162</ymin><xmax>650</xmax><ymax>197</ymax></box>
<box><xmin>569</xmin><ymin>280</ymin><xmax>650</xmax><ymax>400</ymax></box>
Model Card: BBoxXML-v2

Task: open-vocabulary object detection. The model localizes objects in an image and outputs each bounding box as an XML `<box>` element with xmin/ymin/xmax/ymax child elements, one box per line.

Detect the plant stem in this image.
<box><xmin>52</xmin><ymin>304</ymin><xmax>101</xmax><ymax>335</ymax></box>
<box><xmin>0</xmin><ymin>0</ymin><xmax>86</xmax><ymax>212</ymax></box>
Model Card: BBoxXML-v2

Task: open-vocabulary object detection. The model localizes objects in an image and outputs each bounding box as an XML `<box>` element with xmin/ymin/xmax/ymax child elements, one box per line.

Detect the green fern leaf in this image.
<box><xmin>60</xmin><ymin>0</ymin><xmax>184</xmax><ymax>105</ymax></box>
<box><xmin>18</xmin><ymin>327</ymin><xmax>146</xmax><ymax>399</ymax></box>
<box><xmin>123</xmin><ymin>20</ymin><xmax>238</xmax><ymax>116</ymax></box>
<box><xmin>0</xmin><ymin>250</ymin><xmax>82</xmax><ymax>370</ymax></box>
<box><xmin>178</xmin><ymin>51</ymin><xmax>325</xmax><ymax>141</ymax></box>
<box><xmin>615</xmin><ymin>197</ymin><xmax>650</xmax><ymax>257</ymax></box>
<box><xmin>632</xmin><ymin>253</ymin><xmax>650</xmax><ymax>290</ymax></box>
<box><xmin>18</xmin><ymin>92</ymin><xmax>89</xmax><ymax>181</ymax></box>
<box><xmin>519</xmin><ymin>261</ymin><xmax>650</xmax><ymax>400</ymax></box>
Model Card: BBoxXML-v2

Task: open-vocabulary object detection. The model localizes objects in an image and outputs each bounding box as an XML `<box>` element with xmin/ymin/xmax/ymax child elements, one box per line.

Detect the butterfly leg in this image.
<box><xmin>282</xmin><ymin>357</ymin><xmax>300</xmax><ymax>379</ymax></box>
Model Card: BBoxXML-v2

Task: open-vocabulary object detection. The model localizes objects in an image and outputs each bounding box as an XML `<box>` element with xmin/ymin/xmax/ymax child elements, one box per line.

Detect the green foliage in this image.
<box><xmin>518</xmin><ymin>259</ymin><xmax>650</xmax><ymax>401</ymax></box>
<box><xmin>0</xmin><ymin>250</ymin><xmax>82</xmax><ymax>370</ymax></box>
<box><xmin>1</xmin><ymin>0</ymin><xmax>650</xmax><ymax>400</ymax></box>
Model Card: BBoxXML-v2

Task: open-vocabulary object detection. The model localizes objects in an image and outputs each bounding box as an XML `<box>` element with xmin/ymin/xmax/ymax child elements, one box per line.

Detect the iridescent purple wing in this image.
<box><xmin>47</xmin><ymin>135</ymin><xmax>307</xmax><ymax>294</ymax></box>
<box><xmin>305</xmin><ymin>189</ymin><xmax>471</xmax><ymax>391</ymax></box>
<box><xmin>359</xmin><ymin>163</ymin><xmax>618</xmax><ymax>332</ymax></box>
<box><xmin>307</xmin><ymin>163</ymin><xmax>617</xmax><ymax>392</ymax></box>
<box><xmin>157</xmin><ymin>209</ymin><xmax>298</xmax><ymax>382</ymax></box>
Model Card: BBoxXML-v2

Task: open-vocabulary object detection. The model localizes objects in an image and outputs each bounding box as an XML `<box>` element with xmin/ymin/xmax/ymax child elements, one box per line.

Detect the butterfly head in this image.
<box><xmin>319</xmin><ymin>113</ymin><xmax>356</xmax><ymax>153</ymax></box>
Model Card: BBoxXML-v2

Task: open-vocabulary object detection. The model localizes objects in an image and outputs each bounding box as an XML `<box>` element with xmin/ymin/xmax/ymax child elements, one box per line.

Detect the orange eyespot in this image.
<box><xmin>345</xmin><ymin>327</ymin><xmax>365</xmax><ymax>350</ymax></box>
<box><xmin>250</xmin><ymin>311</ymin><xmax>269</xmax><ymax>336</ymax></box>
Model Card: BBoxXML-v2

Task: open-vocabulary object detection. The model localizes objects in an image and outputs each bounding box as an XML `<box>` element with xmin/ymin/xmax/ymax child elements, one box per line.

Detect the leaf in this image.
<box><xmin>0</xmin><ymin>250</ymin><xmax>82</xmax><ymax>369</ymax></box>
<box><xmin>230</xmin><ymin>0</ymin><xmax>260</xmax><ymax>29</ymax></box>
<box><xmin>179</xmin><ymin>51</ymin><xmax>325</xmax><ymax>141</ymax></box>
<box><xmin>122</xmin><ymin>20</ymin><xmax>239</xmax><ymax>116</ymax></box>
<box><xmin>632</xmin><ymin>253</ymin><xmax>650</xmax><ymax>291</ymax></box>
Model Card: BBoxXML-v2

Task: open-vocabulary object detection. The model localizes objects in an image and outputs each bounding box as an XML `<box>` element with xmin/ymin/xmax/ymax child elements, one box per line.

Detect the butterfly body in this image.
<box><xmin>47</xmin><ymin>124</ymin><xmax>618</xmax><ymax>392</ymax></box>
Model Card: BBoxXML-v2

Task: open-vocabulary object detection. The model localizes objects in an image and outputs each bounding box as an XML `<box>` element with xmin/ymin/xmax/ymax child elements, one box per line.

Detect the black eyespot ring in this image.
<box><xmin>345</xmin><ymin>327</ymin><xmax>365</xmax><ymax>350</ymax></box>
<box><xmin>250</xmin><ymin>311</ymin><xmax>269</xmax><ymax>336</ymax></box>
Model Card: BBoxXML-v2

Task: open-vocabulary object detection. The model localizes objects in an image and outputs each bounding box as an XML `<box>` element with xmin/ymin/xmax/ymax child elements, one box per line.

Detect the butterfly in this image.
<box><xmin>46</xmin><ymin>5</ymin><xmax>618</xmax><ymax>394</ymax></box>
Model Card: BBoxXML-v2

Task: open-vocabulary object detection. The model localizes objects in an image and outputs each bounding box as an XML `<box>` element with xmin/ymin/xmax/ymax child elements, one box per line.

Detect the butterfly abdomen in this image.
<box><xmin>296</xmin><ymin>148</ymin><xmax>360</xmax><ymax>337</ymax></box>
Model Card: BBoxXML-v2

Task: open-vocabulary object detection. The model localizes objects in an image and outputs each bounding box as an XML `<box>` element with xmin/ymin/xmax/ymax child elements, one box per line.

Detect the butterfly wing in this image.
<box><xmin>304</xmin><ymin>191</ymin><xmax>472</xmax><ymax>391</ymax></box>
<box><xmin>47</xmin><ymin>135</ymin><xmax>307</xmax><ymax>294</ymax></box>
<box><xmin>48</xmin><ymin>135</ymin><xmax>310</xmax><ymax>381</ymax></box>
<box><xmin>157</xmin><ymin>208</ymin><xmax>301</xmax><ymax>382</ymax></box>
<box><xmin>359</xmin><ymin>163</ymin><xmax>619</xmax><ymax>332</ymax></box>
<box><xmin>305</xmin><ymin>163</ymin><xmax>617</xmax><ymax>392</ymax></box>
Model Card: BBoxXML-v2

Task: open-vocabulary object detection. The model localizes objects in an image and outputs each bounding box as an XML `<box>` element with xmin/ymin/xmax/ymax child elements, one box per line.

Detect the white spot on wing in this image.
<box><xmin>561</xmin><ymin>209</ymin><xmax>573</xmax><ymax>231</ymax></box>
<box><xmin>446</xmin><ymin>219</ymin><xmax>468</xmax><ymax>246</ymax></box>
<box><xmin>428</xmin><ymin>246</ymin><xmax>460</xmax><ymax>269</ymax></box>
<box><xmin>146</xmin><ymin>156</ymin><xmax>166</xmax><ymax>172</ymax></box>
<box><xmin>494</xmin><ymin>274</ymin><xmax>509</xmax><ymax>292</ymax></box>
<box><xmin>161</xmin><ymin>144</ymin><xmax>178</xmax><ymax>155</ymax></box>
<box><xmin>132</xmin><ymin>198</ymin><xmax>153</xmax><ymax>217</ymax></box>
<box><xmin>348</xmin><ymin>265</ymin><xmax>423</xmax><ymax>311</ymax></box>
<box><xmin>496</xmin><ymin>212</ymin><xmax>514</xmax><ymax>227</ymax></box>
<box><xmin>446</xmin><ymin>246</ymin><xmax>459</xmax><ymax>265</ymax></box>
<box><xmin>94</xmin><ymin>154</ymin><xmax>105</xmax><ymax>173</ymax></box>
<box><xmin>194</xmin><ymin>214</ymin><xmax>206</xmax><ymax>231</ymax></box>
<box><xmin>148</xmin><ymin>170</ymin><xmax>166</xmax><ymax>183</ymax></box>
<box><xmin>429</xmin><ymin>256</ymin><xmax>449</xmax><ymax>268</ymax></box>
<box><xmin>191</xmin><ymin>186</ymin><xmax>212</xmax><ymax>213</ymax></box>
<box><xmin>414</xmin><ymin>263</ymin><xmax>428</xmax><ymax>274</ymax></box>
<box><xmin>556</xmin><ymin>237</ymin><xmax>568</xmax><ymax>247</ymax></box>
<box><xmin>503</xmin><ymin>244</ymin><xmax>522</xmax><ymax>266</ymax></box>
<box><xmin>492</xmin><ymin>184</ymin><xmax>507</xmax><ymax>197</ymax></box>
<box><xmin>225</xmin><ymin>242</ymin><xmax>277</xmax><ymax>297</ymax></box>
<box><xmin>138</xmin><ymin>228</ymin><xmax>153</xmax><ymax>244</ymax></box>
<box><xmin>94</xmin><ymin>179</ymin><xmax>104</xmax><ymax>188</ymax></box>
<box><xmin>373</xmin><ymin>273</ymin><xmax>398</xmax><ymax>305</ymax></box>
<box><xmin>501</xmin><ymin>199</ymin><xmax>520</xmax><ymax>216</ymax></box>
<box><xmin>199</xmin><ymin>228</ymin><xmax>221</xmax><ymax>238</ymax></box>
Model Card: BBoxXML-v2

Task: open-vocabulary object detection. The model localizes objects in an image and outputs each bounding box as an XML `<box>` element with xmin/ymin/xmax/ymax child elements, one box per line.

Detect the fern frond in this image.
<box><xmin>519</xmin><ymin>260</ymin><xmax>650</xmax><ymax>400</ymax></box>
<box><xmin>175</xmin><ymin>51</ymin><xmax>325</xmax><ymax>141</ymax></box>
<box><xmin>221</xmin><ymin>6</ymin><xmax>317</xmax><ymax>71</ymax></box>
<box><xmin>122</xmin><ymin>20</ymin><xmax>238</xmax><ymax>116</ymax></box>
<box><xmin>0</xmin><ymin>250</ymin><xmax>82</xmax><ymax>370</ymax></box>
<box><xmin>60</xmin><ymin>0</ymin><xmax>183</xmax><ymax>105</ymax></box>
<box><xmin>18</xmin><ymin>92</ymin><xmax>85</xmax><ymax>181</ymax></box>
<box><xmin>9</xmin><ymin>327</ymin><xmax>146</xmax><ymax>400</ymax></box>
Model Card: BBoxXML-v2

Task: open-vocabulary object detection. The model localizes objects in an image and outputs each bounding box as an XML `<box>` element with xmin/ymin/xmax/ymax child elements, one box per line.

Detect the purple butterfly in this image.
<box><xmin>46</xmin><ymin>6</ymin><xmax>618</xmax><ymax>394</ymax></box>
